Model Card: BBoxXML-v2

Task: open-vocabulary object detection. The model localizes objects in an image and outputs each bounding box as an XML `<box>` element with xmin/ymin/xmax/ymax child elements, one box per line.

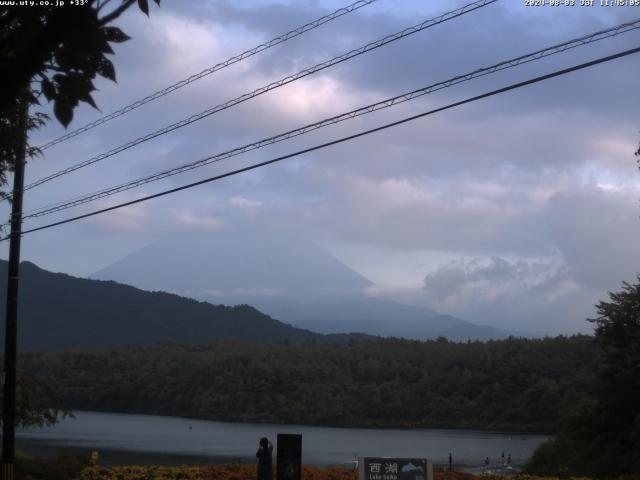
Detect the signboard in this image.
<box><xmin>359</xmin><ymin>458</ymin><xmax>433</xmax><ymax>480</ymax></box>
<box><xmin>277</xmin><ymin>433</ymin><xmax>302</xmax><ymax>480</ymax></box>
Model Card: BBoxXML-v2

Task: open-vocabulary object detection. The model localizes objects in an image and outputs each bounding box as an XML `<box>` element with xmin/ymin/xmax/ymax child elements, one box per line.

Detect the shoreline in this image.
<box><xmin>17</xmin><ymin>411</ymin><xmax>547</xmax><ymax>469</ymax></box>
<box><xmin>16</xmin><ymin>441</ymin><xmax>528</xmax><ymax>471</ymax></box>
<box><xmin>61</xmin><ymin>409</ymin><xmax>555</xmax><ymax>436</ymax></box>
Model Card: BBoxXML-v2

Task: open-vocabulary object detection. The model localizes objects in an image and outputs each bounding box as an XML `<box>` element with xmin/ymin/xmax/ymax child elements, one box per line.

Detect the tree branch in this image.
<box><xmin>98</xmin><ymin>0</ymin><xmax>136</xmax><ymax>26</ymax></box>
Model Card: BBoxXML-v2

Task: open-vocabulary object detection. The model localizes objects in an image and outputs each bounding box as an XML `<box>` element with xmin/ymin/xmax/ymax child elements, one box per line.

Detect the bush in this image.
<box><xmin>16</xmin><ymin>455</ymin><xmax>91</xmax><ymax>480</ymax></box>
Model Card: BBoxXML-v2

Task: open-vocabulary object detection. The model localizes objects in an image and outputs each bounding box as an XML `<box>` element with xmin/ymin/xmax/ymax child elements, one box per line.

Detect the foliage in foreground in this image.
<box><xmin>15</xmin><ymin>456</ymin><xmax>635</xmax><ymax>480</ymax></box>
<box><xmin>0</xmin><ymin>0</ymin><xmax>160</xmax><ymax>197</ymax></box>
<box><xmin>526</xmin><ymin>279</ymin><xmax>640</xmax><ymax>477</ymax></box>
<box><xmin>16</xmin><ymin>454</ymin><xmax>90</xmax><ymax>480</ymax></box>
<box><xmin>74</xmin><ymin>465</ymin><xmax>597</xmax><ymax>480</ymax></box>
<box><xmin>0</xmin><ymin>373</ymin><xmax>70</xmax><ymax>428</ymax></box>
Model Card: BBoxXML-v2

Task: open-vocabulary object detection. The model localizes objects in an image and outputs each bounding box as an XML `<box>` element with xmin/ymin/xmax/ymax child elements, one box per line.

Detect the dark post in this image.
<box><xmin>276</xmin><ymin>433</ymin><xmax>302</xmax><ymax>480</ymax></box>
<box><xmin>2</xmin><ymin>98</ymin><xmax>28</xmax><ymax>480</ymax></box>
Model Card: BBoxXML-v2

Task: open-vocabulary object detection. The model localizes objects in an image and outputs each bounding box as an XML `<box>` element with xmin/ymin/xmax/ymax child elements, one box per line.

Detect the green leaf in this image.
<box><xmin>53</xmin><ymin>99</ymin><xmax>73</xmax><ymax>128</ymax></box>
<box><xmin>41</xmin><ymin>78</ymin><xmax>56</xmax><ymax>101</ymax></box>
<box><xmin>103</xmin><ymin>26</ymin><xmax>130</xmax><ymax>44</ymax></box>
<box><xmin>97</xmin><ymin>57</ymin><xmax>116</xmax><ymax>82</ymax></box>
<box><xmin>78</xmin><ymin>91</ymin><xmax>98</xmax><ymax>110</ymax></box>
<box><xmin>56</xmin><ymin>72</ymin><xmax>92</xmax><ymax>102</ymax></box>
<box><xmin>137</xmin><ymin>0</ymin><xmax>149</xmax><ymax>15</ymax></box>
<box><xmin>100</xmin><ymin>39</ymin><xmax>115</xmax><ymax>54</ymax></box>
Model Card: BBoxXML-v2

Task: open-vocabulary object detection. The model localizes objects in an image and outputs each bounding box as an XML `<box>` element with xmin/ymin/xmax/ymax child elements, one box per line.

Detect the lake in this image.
<box><xmin>16</xmin><ymin>411</ymin><xmax>550</xmax><ymax>468</ymax></box>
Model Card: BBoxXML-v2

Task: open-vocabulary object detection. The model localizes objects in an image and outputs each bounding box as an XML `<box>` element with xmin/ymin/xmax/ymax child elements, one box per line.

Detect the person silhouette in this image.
<box><xmin>256</xmin><ymin>437</ymin><xmax>273</xmax><ymax>480</ymax></box>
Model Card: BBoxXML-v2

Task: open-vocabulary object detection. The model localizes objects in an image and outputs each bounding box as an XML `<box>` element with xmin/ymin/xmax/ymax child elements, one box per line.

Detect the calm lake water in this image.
<box><xmin>16</xmin><ymin>411</ymin><xmax>550</xmax><ymax>468</ymax></box>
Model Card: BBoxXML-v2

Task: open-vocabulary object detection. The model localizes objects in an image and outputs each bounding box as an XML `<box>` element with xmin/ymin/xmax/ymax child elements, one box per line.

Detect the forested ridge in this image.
<box><xmin>20</xmin><ymin>335</ymin><xmax>596</xmax><ymax>432</ymax></box>
<box><xmin>0</xmin><ymin>260</ymin><xmax>369</xmax><ymax>351</ymax></box>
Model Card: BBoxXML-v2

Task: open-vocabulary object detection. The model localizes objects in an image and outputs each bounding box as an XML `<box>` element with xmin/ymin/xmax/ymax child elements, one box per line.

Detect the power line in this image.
<box><xmin>19</xmin><ymin>17</ymin><xmax>640</xmax><ymax>220</ymax></box>
<box><xmin>8</xmin><ymin>45</ymin><xmax>639</xmax><ymax>241</ymax></box>
<box><xmin>20</xmin><ymin>0</ymin><xmax>497</xmax><ymax>194</ymax></box>
<box><xmin>37</xmin><ymin>0</ymin><xmax>381</xmax><ymax>151</ymax></box>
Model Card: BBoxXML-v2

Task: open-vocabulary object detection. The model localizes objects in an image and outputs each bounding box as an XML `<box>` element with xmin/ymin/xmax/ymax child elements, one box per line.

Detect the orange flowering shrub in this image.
<box><xmin>79</xmin><ymin>465</ymin><xmax>206</xmax><ymax>480</ymax></box>
<box><xmin>198</xmin><ymin>465</ymin><xmax>357</xmax><ymax>480</ymax></box>
<box><xmin>79</xmin><ymin>465</ymin><xmax>357</xmax><ymax>480</ymax></box>
<box><xmin>78</xmin><ymin>465</ymin><xmax>604</xmax><ymax>480</ymax></box>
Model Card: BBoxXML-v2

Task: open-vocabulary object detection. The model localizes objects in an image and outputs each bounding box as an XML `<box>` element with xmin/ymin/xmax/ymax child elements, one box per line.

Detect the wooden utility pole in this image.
<box><xmin>2</xmin><ymin>98</ymin><xmax>28</xmax><ymax>480</ymax></box>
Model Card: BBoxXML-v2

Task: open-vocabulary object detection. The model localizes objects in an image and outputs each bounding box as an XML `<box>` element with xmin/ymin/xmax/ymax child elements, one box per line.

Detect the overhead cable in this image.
<box><xmin>21</xmin><ymin>0</ymin><xmax>497</xmax><ymax>193</ymax></box>
<box><xmin>37</xmin><ymin>0</ymin><xmax>381</xmax><ymax>151</ymax></box>
<box><xmin>21</xmin><ymin>17</ymin><xmax>640</xmax><ymax>219</ymax></box>
<box><xmin>8</xmin><ymin>45</ymin><xmax>639</xmax><ymax>240</ymax></box>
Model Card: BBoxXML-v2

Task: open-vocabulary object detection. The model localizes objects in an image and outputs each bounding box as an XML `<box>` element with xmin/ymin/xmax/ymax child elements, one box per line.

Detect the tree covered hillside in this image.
<box><xmin>20</xmin><ymin>335</ymin><xmax>596</xmax><ymax>431</ymax></box>
<box><xmin>0</xmin><ymin>260</ymin><xmax>367</xmax><ymax>351</ymax></box>
<box><xmin>527</xmin><ymin>278</ymin><xmax>640</xmax><ymax>477</ymax></box>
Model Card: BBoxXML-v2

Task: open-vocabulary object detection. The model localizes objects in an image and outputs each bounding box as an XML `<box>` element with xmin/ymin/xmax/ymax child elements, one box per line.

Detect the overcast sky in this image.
<box><xmin>2</xmin><ymin>0</ymin><xmax>640</xmax><ymax>335</ymax></box>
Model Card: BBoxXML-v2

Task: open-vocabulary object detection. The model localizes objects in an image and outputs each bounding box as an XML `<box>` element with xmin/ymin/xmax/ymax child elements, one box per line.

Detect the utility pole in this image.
<box><xmin>2</xmin><ymin>98</ymin><xmax>28</xmax><ymax>480</ymax></box>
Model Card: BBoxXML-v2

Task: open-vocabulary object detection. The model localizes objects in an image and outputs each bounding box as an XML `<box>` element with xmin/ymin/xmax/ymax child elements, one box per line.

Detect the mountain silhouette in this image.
<box><xmin>0</xmin><ymin>260</ymin><xmax>369</xmax><ymax>352</ymax></box>
<box><xmin>92</xmin><ymin>229</ymin><xmax>513</xmax><ymax>341</ymax></box>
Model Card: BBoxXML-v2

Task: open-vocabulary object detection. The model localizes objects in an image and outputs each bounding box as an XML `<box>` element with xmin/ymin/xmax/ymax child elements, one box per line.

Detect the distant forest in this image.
<box><xmin>20</xmin><ymin>335</ymin><xmax>596</xmax><ymax>432</ymax></box>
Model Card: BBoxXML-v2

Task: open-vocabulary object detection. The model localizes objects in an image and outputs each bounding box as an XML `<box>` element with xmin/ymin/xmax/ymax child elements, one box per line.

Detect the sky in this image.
<box><xmin>2</xmin><ymin>0</ymin><xmax>640</xmax><ymax>335</ymax></box>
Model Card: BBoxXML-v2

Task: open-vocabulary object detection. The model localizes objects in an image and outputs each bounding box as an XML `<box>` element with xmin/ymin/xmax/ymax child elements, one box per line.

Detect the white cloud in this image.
<box><xmin>414</xmin><ymin>254</ymin><xmax>594</xmax><ymax>334</ymax></box>
<box><xmin>229</xmin><ymin>195</ymin><xmax>263</xmax><ymax>209</ymax></box>
<box><xmin>258</xmin><ymin>74</ymin><xmax>369</xmax><ymax>122</ymax></box>
<box><xmin>170</xmin><ymin>208</ymin><xmax>224</xmax><ymax>232</ymax></box>
<box><xmin>423</xmin><ymin>256</ymin><xmax>573</xmax><ymax>310</ymax></box>
<box><xmin>91</xmin><ymin>203</ymin><xmax>148</xmax><ymax>233</ymax></box>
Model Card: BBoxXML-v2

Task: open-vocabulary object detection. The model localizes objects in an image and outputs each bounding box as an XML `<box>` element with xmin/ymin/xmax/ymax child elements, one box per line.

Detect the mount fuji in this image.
<box><xmin>92</xmin><ymin>227</ymin><xmax>511</xmax><ymax>341</ymax></box>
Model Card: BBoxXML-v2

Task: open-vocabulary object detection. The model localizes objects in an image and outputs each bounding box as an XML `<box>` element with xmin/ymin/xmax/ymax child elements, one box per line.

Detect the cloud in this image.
<box><xmin>423</xmin><ymin>256</ymin><xmax>573</xmax><ymax>309</ymax></box>
<box><xmin>229</xmin><ymin>195</ymin><xmax>263</xmax><ymax>209</ymax></box>
<box><xmin>4</xmin><ymin>0</ymin><xmax>639</xmax><ymax>338</ymax></box>
<box><xmin>543</xmin><ymin>183</ymin><xmax>640</xmax><ymax>291</ymax></box>
<box><xmin>413</xmin><ymin>180</ymin><xmax>640</xmax><ymax>334</ymax></box>
<box><xmin>90</xmin><ymin>203</ymin><xmax>148</xmax><ymax>233</ymax></box>
<box><xmin>169</xmin><ymin>200</ymin><xmax>224</xmax><ymax>232</ymax></box>
<box><xmin>418</xmin><ymin>254</ymin><xmax>589</xmax><ymax>335</ymax></box>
